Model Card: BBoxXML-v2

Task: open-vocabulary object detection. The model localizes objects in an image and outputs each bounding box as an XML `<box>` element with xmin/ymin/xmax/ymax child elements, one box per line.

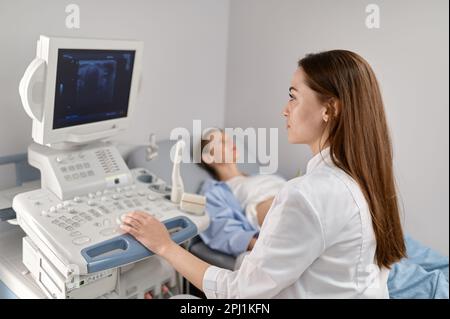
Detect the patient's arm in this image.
<box><xmin>247</xmin><ymin>237</ymin><xmax>257</xmax><ymax>250</ymax></box>
<box><xmin>255</xmin><ymin>196</ymin><xmax>275</xmax><ymax>226</ymax></box>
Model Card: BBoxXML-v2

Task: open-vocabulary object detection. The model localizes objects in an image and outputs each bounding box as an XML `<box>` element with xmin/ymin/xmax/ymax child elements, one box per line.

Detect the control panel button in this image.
<box><xmin>56</xmin><ymin>156</ymin><xmax>66</xmax><ymax>163</ymax></box>
<box><xmin>98</xmin><ymin>206</ymin><xmax>110</xmax><ymax>214</ymax></box>
<box><xmin>100</xmin><ymin>227</ymin><xmax>118</xmax><ymax>236</ymax></box>
<box><xmin>133</xmin><ymin>199</ymin><xmax>142</xmax><ymax>206</ymax></box>
<box><xmin>70</xmin><ymin>231</ymin><xmax>82</xmax><ymax>237</ymax></box>
<box><xmin>115</xmin><ymin>214</ymin><xmax>127</xmax><ymax>225</ymax></box>
<box><xmin>72</xmin><ymin>236</ymin><xmax>91</xmax><ymax>246</ymax></box>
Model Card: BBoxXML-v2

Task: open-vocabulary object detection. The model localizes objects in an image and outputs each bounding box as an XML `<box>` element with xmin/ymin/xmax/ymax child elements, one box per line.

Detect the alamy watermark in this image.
<box><xmin>65</xmin><ymin>3</ymin><xmax>381</xmax><ymax>31</ymax></box>
<box><xmin>365</xmin><ymin>4</ymin><xmax>380</xmax><ymax>29</ymax></box>
<box><xmin>65</xmin><ymin>4</ymin><xmax>80</xmax><ymax>29</ymax></box>
<box><xmin>168</xmin><ymin>120</ymin><xmax>279</xmax><ymax>175</ymax></box>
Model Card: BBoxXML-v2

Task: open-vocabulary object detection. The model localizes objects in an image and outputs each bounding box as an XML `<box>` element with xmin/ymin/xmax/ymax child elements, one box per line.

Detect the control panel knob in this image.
<box><xmin>55</xmin><ymin>156</ymin><xmax>66</xmax><ymax>163</ymax></box>
<box><xmin>115</xmin><ymin>214</ymin><xmax>127</xmax><ymax>225</ymax></box>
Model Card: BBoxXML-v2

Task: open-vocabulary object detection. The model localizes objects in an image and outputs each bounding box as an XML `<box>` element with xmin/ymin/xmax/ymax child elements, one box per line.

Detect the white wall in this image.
<box><xmin>0</xmin><ymin>0</ymin><xmax>229</xmax><ymax>187</ymax></box>
<box><xmin>225</xmin><ymin>0</ymin><xmax>449</xmax><ymax>255</ymax></box>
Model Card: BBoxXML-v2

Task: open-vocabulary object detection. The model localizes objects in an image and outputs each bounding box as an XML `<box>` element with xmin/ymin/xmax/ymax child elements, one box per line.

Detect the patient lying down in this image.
<box><xmin>198</xmin><ymin>129</ymin><xmax>286</xmax><ymax>256</ymax></box>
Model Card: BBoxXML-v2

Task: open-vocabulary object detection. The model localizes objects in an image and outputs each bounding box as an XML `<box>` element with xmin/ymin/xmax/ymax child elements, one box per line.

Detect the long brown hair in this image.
<box><xmin>299</xmin><ymin>50</ymin><xmax>406</xmax><ymax>268</ymax></box>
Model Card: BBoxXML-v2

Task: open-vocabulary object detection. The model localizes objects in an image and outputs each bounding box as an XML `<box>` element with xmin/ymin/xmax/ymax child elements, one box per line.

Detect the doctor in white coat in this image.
<box><xmin>120</xmin><ymin>50</ymin><xmax>406</xmax><ymax>298</ymax></box>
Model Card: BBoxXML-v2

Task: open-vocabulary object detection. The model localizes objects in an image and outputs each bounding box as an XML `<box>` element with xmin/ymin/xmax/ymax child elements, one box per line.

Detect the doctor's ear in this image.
<box><xmin>322</xmin><ymin>98</ymin><xmax>340</xmax><ymax>123</ymax></box>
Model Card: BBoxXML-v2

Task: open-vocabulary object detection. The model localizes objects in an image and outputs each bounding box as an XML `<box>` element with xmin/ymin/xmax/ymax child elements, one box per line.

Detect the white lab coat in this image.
<box><xmin>202</xmin><ymin>148</ymin><xmax>389</xmax><ymax>298</ymax></box>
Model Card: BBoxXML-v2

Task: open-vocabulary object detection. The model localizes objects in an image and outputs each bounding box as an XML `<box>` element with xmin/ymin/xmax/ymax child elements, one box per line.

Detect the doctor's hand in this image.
<box><xmin>122</xmin><ymin>212</ymin><xmax>212</xmax><ymax>293</ymax></box>
<box><xmin>120</xmin><ymin>211</ymin><xmax>175</xmax><ymax>256</ymax></box>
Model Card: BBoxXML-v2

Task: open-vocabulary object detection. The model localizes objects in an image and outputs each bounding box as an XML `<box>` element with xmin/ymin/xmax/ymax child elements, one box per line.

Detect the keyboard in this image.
<box><xmin>12</xmin><ymin>168</ymin><xmax>209</xmax><ymax>275</ymax></box>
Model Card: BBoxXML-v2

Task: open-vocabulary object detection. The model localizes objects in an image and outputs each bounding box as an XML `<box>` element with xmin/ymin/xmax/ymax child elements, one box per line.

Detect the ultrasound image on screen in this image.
<box><xmin>53</xmin><ymin>49</ymin><xmax>135</xmax><ymax>129</ymax></box>
<box><xmin>76</xmin><ymin>60</ymin><xmax>116</xmax><ymax>106</ymax></box>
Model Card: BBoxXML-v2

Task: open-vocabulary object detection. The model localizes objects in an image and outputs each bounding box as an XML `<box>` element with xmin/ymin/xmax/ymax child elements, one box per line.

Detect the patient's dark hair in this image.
<box><xmin>199</xmin><ymin>128</ymin><xmax>222</xmax><ymax>180</ymax></box>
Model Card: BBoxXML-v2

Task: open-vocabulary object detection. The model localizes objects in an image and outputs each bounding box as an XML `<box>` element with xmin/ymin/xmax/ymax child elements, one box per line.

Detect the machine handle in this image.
<box><xmin>19</xmin><ymin>57</ymin><xmax>46</xmax><ymax>122</ymax></box>
<box><xmin>81</xmin><ymin>216</ymin><xmax>197</xmax><ymax>273</ymax></box>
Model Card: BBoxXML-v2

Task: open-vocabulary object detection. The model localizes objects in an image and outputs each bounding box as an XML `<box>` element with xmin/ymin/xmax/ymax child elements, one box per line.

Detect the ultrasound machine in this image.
<box><xmin>11</xmin><ymin>35</ymin><xmax>209</xmax><ymax>298</ymax></box>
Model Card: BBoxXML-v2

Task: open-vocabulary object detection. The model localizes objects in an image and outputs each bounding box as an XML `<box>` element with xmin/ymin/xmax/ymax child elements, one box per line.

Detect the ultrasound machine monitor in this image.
<box><xmin>20</xmin><ymin>36</ymin><xmax>143</xmax><ymax>146</ymax></box>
